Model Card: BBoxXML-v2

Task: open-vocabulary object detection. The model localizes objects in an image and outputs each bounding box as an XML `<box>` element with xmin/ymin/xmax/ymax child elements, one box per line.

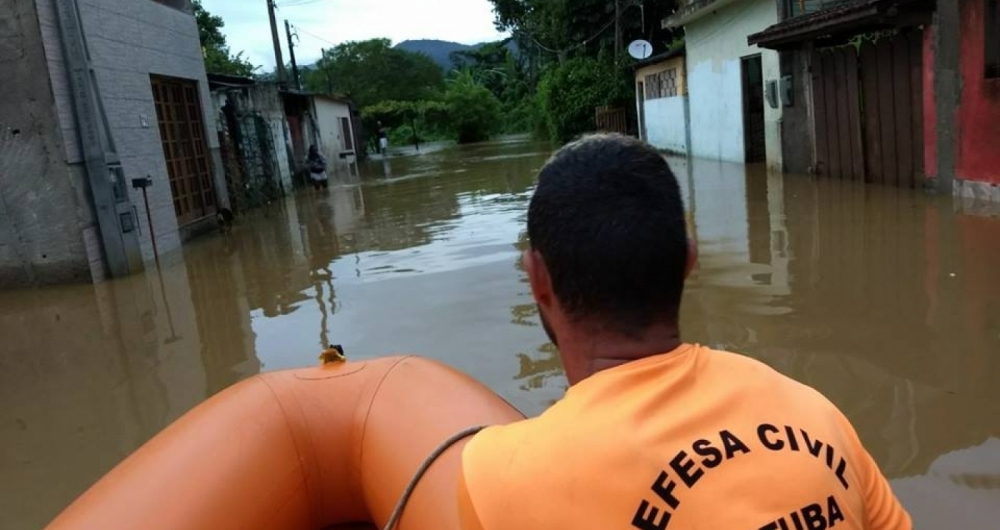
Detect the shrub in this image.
<box><xmin>537</xmin><ymin>55</ymin><xmax>632</xmax><ymax>144</ymax></box>
<box><xmin>445</xmin><ymin>71</ymin><xmax>502</xmax><ymax>144</ymax></box>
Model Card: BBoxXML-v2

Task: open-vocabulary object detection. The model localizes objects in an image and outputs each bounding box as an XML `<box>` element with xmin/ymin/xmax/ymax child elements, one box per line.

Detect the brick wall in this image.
<box><xmin>35</xmin><ymin>0</ymin><xmax>226</xmax><ymax>264</ymax></box>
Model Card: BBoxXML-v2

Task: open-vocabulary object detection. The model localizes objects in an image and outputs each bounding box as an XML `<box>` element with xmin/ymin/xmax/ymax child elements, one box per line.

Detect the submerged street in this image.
<box><xmin>1</xmin><ymin>137</ymin><xmax>999</xmax><ymax>528</ymax></box>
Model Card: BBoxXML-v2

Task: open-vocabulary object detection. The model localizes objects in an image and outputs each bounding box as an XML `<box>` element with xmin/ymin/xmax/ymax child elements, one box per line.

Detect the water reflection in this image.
<box><xmin>1</xmin><ymin>137</ymin><xmax>998</xmax><ymax>528</ymax></box>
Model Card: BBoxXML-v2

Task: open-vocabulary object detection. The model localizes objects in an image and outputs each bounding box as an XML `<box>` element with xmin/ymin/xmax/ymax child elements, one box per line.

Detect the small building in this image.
<box><xmin>210</xmin><ymin>75</ymin><xmax>303</xmax><ymax>210</ymax></box>
<box><xmin>664</xmin><ymin>0</ymin><xmax>785</xmax><ymax>170</ymax></box>
<box><xmin>312</xmin><ymin>95</ymin><xmax>359</xmax><ymax>177</ymax></box>
<box><xmin>634</xmin><ymin>48</ymin><xmax>690</xmax><ymax>155</ymax></box>
<box><xmin>209</xmin><ymin>77</ymin><xmax>360</xmax><ymax>211</ymax></box>
<box><xmin>0</xmin><ymin>0</ymin><xmax>226</xmax><ymax>287</ymax></box>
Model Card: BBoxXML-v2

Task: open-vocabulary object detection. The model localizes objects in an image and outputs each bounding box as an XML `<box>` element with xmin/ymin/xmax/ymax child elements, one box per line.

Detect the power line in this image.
<box><xmin>276</xmin><ymin>0</ymin><xmax>331</xmax><ymax>7</ymax></box>
<box><xmin>514</xmin><ymin>15</ymin><xmax>618</xmax><ymax>57</ymax></box>
<box><xmin>295</xmin><ymin>24</ymin><xmax>338</xmax><ymax>48</ymax></box>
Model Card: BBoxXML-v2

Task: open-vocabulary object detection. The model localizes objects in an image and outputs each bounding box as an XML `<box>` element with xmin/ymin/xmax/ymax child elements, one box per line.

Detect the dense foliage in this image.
<box><xmin>193</xmin><ymin>1</ymin><xmax>256</xmax><ymax>77</ymax></box>
<box><xmin>537</xmin><ymin>54</ymin><xmax>632</xmax><ymax>143</ymax></box>
<box><xmin>266</xmin><ymin>1</ymin><xmax>684</xmax><ymax>148</ymax></box>
<box><xmin>487</xmin><ymin>0</ymin><xmax>682</xmax><ymax>143</ymax></box>
<box><xmin>445</xmin><ymin>71</ymin><xmax>503</xmax><ymax>143</ymax></box>
<box><xmin>303</xmin><ymin>39</ymin><xmax>445</xmax><ymax>109</ymax></box>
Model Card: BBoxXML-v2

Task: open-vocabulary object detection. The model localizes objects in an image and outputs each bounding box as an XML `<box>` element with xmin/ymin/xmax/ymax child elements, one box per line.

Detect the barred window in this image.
<box><xmin>645</xmin><ymin>68</ymin><xmax>679</xmax><ymax>99</ymax></box>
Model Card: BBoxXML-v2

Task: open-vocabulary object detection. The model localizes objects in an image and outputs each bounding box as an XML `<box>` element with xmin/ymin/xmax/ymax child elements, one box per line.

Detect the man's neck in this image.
<box><xmin>560</xmin><ymin>324</ymin><xmax>683</xmax><ymax>386</ymax></box>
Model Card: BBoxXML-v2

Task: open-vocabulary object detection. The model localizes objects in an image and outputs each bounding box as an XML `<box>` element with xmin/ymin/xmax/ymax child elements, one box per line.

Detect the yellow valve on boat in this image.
<box><xmin>319</xmin><ymin>345</ymin><xmax>346</xmax><ymax>365</ymax></box>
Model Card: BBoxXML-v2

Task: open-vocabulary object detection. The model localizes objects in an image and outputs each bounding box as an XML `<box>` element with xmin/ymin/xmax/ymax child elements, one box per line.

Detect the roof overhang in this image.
<box><xmin>662</xmin><ymin>0</ymin><xmax>743</xmax><ymax>29</ymax></box>
<box><xmin>748</xmin><ymin>0</ymin><xmax>934</xmax><ymax>50</ymax></box>
<box><xmin>632</xmin><ymin>46</ymin><xmax>686</xmax><ymax>70</ymax></box>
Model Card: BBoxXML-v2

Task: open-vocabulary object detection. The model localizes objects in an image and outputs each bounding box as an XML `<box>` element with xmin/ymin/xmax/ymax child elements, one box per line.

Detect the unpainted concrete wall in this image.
<box><xmin>779</xmin><ymin>49</ymin><xmax>815</xmax><ymax>174</ymax></box>
<box><xmin>0</xmin><ymin>0</ymin><xmax>96</xmax><ymax>287</ymax></box>
<box><xmin>35</xmin><ymin>0</ymin><xmax>226</xmax><ymax>264</ymax></box>
<box><xmin>212</xmin><ymin>84</ymin><xmax>295</xmax><ymax>192</ymax></box>
<box><xmin>685</xmin><ymin>0</ymin><xmax>783</xmax><ymax>169</ymax></box>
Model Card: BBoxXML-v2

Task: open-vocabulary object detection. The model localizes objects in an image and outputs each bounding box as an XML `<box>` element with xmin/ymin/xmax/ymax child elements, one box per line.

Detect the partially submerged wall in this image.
<box><xmin>0</xmin><ymin>0</ymin><xmax>97</xmax><ymax>287</ymax></box>
<box><xmin>685</xmin><ymin>0</ymin><xmax>783</xmax><ymax>169</ymax></box>
<box><xmin>36</xmin><ymin>0</ymin><xmax>225</xmax><ymax>263</ymax></box>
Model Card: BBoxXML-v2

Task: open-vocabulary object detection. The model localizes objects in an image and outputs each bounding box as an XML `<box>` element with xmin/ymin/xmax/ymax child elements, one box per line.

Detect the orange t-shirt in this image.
<box><xmin>458</xmin><ymin>344</ymin><xmax>911</xmax><ymax>530</ymax></box>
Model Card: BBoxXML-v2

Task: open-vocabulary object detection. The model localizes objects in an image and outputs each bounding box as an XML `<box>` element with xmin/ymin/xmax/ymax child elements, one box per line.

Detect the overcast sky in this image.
<box><xmin>200</xmin><ymin>0</ymin><xmax>509</xmax><ymax>70</ymax></box>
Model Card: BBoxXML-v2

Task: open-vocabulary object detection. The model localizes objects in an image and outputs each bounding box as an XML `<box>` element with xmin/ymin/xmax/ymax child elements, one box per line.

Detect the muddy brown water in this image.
<box><xmin>2</xmin><ymin>137</ymin><xmax>998</xmax><ymax>528</ymax></box>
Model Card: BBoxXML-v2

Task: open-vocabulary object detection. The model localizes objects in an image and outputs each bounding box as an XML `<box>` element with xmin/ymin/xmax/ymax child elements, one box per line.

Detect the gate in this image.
<box><xmin>151</xmin><ymin>76</ymin><xmax>217</xmax><ymax>225</ymax></box>
<box><xmin>810</xmin><ymin>31</ymin><xmax>924</xmax><ymax>187</ymax></box>
<box><xmin>595</xmin><ymin>106</ymin><xmax>628</xmax><ymax>135</ymax></box>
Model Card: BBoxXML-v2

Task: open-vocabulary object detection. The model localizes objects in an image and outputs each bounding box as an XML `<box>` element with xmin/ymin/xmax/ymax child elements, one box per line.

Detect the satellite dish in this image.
<box><xmin>628</xmin><ymin>40</ymin><xmax>653</xmax><ymax>60</ymax></box>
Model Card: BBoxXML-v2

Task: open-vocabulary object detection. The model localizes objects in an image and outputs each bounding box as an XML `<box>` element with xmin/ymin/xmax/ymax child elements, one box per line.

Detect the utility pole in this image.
<box><xmin>285</xmin><ymin>20</ymin><xmax>301</xmax><ymax>90</ymax></box>
<box><xmin>615</xmin><ymin>0</ymin><xmax>623</xmax><ymax>62</ymax></box>
<box><xmin>266</xmin><ymin>0</ymin><xmax>287</xmax><ymax>85</ymax></box>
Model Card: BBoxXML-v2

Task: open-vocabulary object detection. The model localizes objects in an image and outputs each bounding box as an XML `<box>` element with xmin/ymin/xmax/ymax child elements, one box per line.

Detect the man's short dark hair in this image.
<box><xmin>528</xmin><ymin>134</ymin><xmax>688</xmax><ymax>336</ymax></box>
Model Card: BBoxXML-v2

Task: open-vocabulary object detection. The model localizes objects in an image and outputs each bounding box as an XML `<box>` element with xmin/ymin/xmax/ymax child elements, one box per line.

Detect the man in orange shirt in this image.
<box><xmin>458</xmin><ymin>134</ymin><xmax>911</xmax><ymax>530</ymax></box>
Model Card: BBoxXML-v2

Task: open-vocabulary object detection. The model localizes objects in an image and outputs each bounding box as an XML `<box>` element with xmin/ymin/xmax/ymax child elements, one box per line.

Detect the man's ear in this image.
<box><xmin>523</xmin><ymin>249</ymin><xmax>555</xmax><ymax>308</ymax></box>
<box><xmin>685</xmin><ymin>239</ymin><xmax>698</xmax><ymax>279</ymax></box>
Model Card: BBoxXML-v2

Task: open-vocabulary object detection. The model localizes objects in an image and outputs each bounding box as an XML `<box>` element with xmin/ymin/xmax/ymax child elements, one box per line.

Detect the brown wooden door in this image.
<box><xmin>151</xmin><ymin>76</ymin><xmax>217</xmax><ymax>225</ymax></box>
<box><xmin>810</xmin><ymin>46</ymin><xmax>864</xmax><ymax>180</ymax></box>
<box><xmin>811</xmin><ymin>32</ymin><xmax>924</xmax><ymax>187</ymax></box>
<box><xmin>859</xmin><ymin>32</ymin><xmax>924</xmax><ymax>188</ymax></box>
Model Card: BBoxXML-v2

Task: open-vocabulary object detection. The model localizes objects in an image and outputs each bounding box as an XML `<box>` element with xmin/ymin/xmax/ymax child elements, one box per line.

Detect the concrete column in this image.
<box><xmin>932</xmin><ymin>0</ymin><xmax>961</xmax><ymax>193</ymax></box>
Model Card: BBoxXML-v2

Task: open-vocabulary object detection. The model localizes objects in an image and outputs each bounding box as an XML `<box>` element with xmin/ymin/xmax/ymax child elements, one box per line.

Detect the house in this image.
<box><xmin>664</xmin><ymin>0</ymin><xmax>785</xmax><ymax>171</ymax></box>
<box><xmin>749</xmin><ymin>0</ymin><xmax>1000</xmax><ymax>208</ymax></box>
<box><xmin>0</xmin><ymin>0</ymin><xmax>226</xmax><ymax>287</ymax></box>
<box><xmin>634</xmin><ymin>47</ymin><xmax>691</xmax><ymax>155</ymax></box>
<box><xmin>208</xmin><ymin>77</ymin><xmax>361</xmax><ymax>211</ymax></box>
<box><xmin>210</xmin><ymin>75</ymin><xmax>305</xmax><ymax>210</ymax></box>
<box><xmin>312</xmin><ymin>94</ymin><xmax>360</xmax><ymax>177</ymax></box>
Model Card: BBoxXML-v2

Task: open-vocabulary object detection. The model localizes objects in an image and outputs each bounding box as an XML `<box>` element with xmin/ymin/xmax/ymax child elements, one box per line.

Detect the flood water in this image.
<box><xmin>2</xmin><ymin>136</ymin><xmax>999</xmax><ymax>528</ymax></box>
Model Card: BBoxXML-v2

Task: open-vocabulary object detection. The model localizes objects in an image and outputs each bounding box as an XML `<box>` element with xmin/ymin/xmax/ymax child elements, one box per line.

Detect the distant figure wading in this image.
<box><xmin>377</xmin><ymin>121</ymin><xmax>389</xmax><ymax>157</ymax></box>
<box><xmin>457</xmin><ymin>134</ymin><xmax>912</xmax><ymax>530</ymax></box>
<box><xmin>307</xmin><ymin>145</ymin><xmax>328</xmax><ymax>191</ymax></box>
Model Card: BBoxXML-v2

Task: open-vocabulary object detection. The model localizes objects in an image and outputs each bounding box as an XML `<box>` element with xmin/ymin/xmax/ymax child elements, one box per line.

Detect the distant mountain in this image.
<box><xmin>395</xmin><ymin>40</ymin><xmax>476</xmax><ymax>70</ymax></box>
<box><xmin>395</xmin><ymin>39</ymin><xmax>518</xmax><ymax>71</ymax></box>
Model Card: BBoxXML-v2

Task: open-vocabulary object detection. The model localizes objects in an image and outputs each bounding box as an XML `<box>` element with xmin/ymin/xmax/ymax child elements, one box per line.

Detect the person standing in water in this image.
<box><xmin>376</xmin><ymin>121</ymin><xmax>389</xmax><ymax>157</ymax></box>
<box><xmin>457</xmin><ymin>135</ymin><xmax>911</xmax><ymax>530</ymax></box>
<box><xmin>306</xmin><ymin>145</ymin><xmax>328</xmax><ymax>191</ymax></box>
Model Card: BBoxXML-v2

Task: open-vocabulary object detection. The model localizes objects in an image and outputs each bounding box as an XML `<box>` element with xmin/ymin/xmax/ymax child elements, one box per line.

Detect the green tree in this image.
<box><xmin>303</xmin><ymin>39</ymin><xmax>445</xmax><ymax>108</ymax></box>
<box><xmin>192</xmin><ymin>0</ymin><xmax>256</xmax><ymax>77</ymax></box>
<box><xmin>445</xmin><ymin>71</ymin><xmax>503</xmax><ymax>143</ymax></box>
<box><xmin>537</xmin><ymin>54</ymin><xmax>631</xmax><ymax>143</ymax></box>
<box><xmin>490</xmin><ymin>0</ymin><xmax>680</xmax><ymax>62</ymax></box>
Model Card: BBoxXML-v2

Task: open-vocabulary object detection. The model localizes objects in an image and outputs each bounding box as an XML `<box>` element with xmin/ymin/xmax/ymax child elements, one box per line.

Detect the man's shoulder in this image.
<box><xmin>705</xmin><ymin>347</ymin><xmax>840</xmax><ymax>403</ymax></box>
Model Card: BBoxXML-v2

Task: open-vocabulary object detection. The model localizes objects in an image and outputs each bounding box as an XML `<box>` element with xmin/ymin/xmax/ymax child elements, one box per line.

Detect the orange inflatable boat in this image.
<box><xmin>47</xmin><ymin>356</ymin><xmax>524</xmax><ymax>530</ymax></box>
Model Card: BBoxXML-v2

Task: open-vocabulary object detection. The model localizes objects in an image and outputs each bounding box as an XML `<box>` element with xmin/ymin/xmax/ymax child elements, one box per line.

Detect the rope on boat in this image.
<box><xmin>382</xmin><ymin>425</ymin><xmax>488</xmax><ymax>530</ymax></box>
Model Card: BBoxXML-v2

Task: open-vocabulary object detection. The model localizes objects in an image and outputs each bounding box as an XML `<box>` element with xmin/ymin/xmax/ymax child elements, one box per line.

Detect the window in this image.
<box><xmin>988</xmin><ymin>0</ymin><xmax>1000</xmax><ymax>78</ymax></box>
<box><xmin>340</xmin><ymin>117</ymin><xmax>354</xmax><ymax>151</ymax></box>
<box><xmin>645</xmin><ymin>68</ymin><xmax>680</xmax><ymax>99</ymax></box>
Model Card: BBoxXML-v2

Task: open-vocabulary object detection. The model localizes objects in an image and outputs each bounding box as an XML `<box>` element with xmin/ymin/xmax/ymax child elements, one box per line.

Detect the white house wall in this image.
<box><xmin>685</xmin><ymin>0</ymin><xmax>782</xmax><ymax>169</ymax></box>
<box><xmin>644</xmin><ymin>96</ymin><xmax>690</xmax><ymax>154</ymax></box>
<box><xmin>313</xmin><ymin>99</ymin><xmax>356</xmax><ymax>176</ymax></box>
